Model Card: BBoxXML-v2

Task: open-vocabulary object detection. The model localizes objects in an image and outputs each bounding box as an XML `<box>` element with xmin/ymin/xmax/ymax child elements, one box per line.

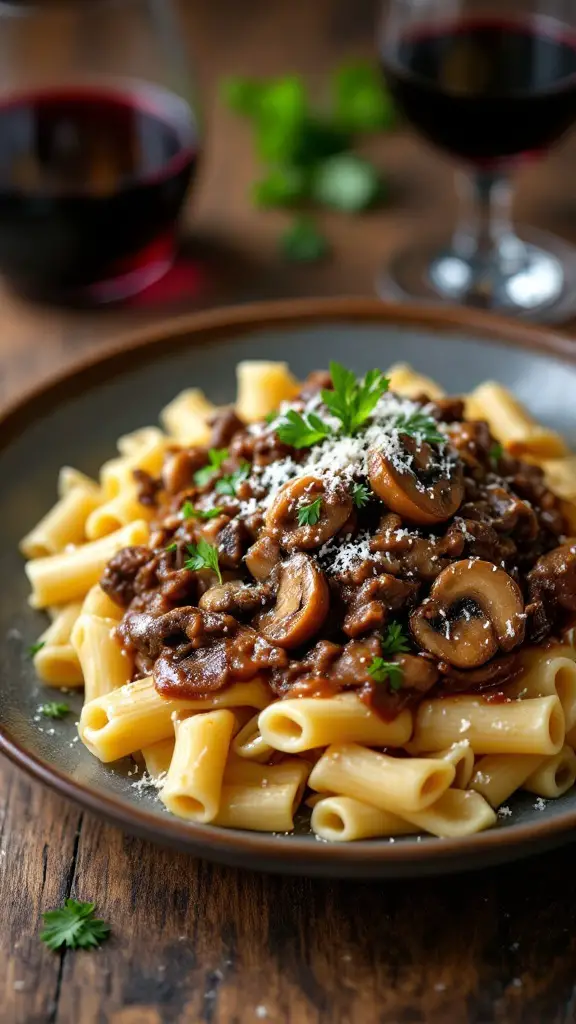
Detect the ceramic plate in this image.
<box><xmin>2</xmin><ymin>297</ymin><xmax>576</xmax><ymax>878</ymax></box>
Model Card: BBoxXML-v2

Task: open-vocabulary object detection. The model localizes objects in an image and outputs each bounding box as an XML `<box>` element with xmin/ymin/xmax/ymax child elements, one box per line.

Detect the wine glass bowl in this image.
<box><xmin>0</xmin><ymin>0</ymin><xmax>199</xmax><ymax>303</ymax></box>
<box><xmin>377</xmin><ymin>0</ymin><xmax>576</xmax><ymax>321</ymax></box>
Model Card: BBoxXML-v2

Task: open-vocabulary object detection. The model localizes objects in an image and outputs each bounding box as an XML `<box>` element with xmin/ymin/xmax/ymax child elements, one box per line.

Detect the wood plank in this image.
<box><xmin>0</xmin><ymin>759</ymin><xmax>82</xmax><ymax>1024</ymax></box>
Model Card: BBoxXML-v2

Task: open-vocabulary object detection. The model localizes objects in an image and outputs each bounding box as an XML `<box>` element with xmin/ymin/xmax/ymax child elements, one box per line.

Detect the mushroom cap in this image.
<box><xmin>265</xmin><ymin>474</ymin><xmax>353</xmax><ymax>550</ymax></box>
<box><xmin>256</xmin><ymin>552</ymin><xmax>330</xmax><ymax>648</ymax></box>
<box><xmin>368</xmin><ymin>446</ymin><xmax>464</xmax><ymax>526</ymax></box>
<box><xmin>410</xmin><ymin>560</ymin><xmax>526</xmax><ymax>669</ymax></box>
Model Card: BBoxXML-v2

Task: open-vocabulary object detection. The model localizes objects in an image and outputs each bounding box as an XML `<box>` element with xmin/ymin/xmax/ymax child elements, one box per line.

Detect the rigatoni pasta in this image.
<box><xmin>20</xmin><ymin>357</ymin><xmax>576</xmax><ymax>843</ymax></box>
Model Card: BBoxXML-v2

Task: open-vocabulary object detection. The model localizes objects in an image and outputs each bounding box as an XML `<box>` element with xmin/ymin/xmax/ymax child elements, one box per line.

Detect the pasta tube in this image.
<box><xmin>469</xmin><ymin>753</ymin><xmax>545</xmax><ymax>808</ymax></box>
<box><xmin>308</xmin><ymin>744</ymin><xmax>455</xmax><ymax>814</ymax></box>
<box><xmin>160</xmin><ymin>388</ymin><xmax>217</xmax><ymax>445</ymax></box>
<box><xmin>25</xmin><ymin>520</ymin><xmax>149</xmax><ymax>608</ymax></box>
<box><xmin>523</xmin><ymin>745</ymin><xmax>576</xmax><ymax>799</ymax></box>
<box><xmin>465</xmin><ymin>382</ymin><xmax>568</xmax><ymax>459</ymax></box>
<box><xmin>258</xmin><ymin>693</ymin><xmax>412</xmax><ymax>753</ymax></box>
<box><xmin>311</xmin><ymin>796</ymin><xmax>417</xmax><ymax>842</ymax></box>
<box><xmin>412</xmin><ymin>695</ymin><xmax>565</xmax><ymax>756</ymax></box>
<box><xmin>235</xmin><ymin>360</ymin><xmax>300</xmax><ymax>423</ymax></box>
<box><xmin>161</xmin><ymin>710</ymin><xmax>236</xmax><ymax>822</ymax></box>
<box><xmin>79</xmin><ymin>676</ymin><xmax>271</xmax><ymax>762</ymax></box>
<box><xmin>20</xmin><ymin>476</ymin><xmax>102</xmax><ymax>558</ymax></box>
<box><xmin>142</xmin><ymin>737</ymin><xmax>175</xmax><ymax>780</ymax></box>
<box><xmin>71</xmin><ymin>613</ymin><xmax>132</xmax><ymax>703</ymax></box>
<box><xmin>33</xmin><ymin>601</ymin><xmax>83</xmax><ymax>687</ymax></box>
<box><xmin>213</xmin><ymin>759</ymin><xmax>310</xmax><ymax>831</ymax></box>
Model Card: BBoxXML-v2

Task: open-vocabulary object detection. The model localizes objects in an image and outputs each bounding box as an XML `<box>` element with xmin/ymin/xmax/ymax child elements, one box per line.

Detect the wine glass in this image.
<box><xmin>377</xmin><ymin>0</ymin><xmax>576</xmax><ymax>321</ymax></box>
<box><xmin>0</xmin><ymin>0</ymin><xmax>199</xmax><ymax>303</ymax></box>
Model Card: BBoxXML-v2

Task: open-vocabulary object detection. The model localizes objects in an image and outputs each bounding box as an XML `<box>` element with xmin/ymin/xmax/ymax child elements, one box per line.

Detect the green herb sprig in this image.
<box><xmin>351</xmin><ymin>482</ymin><xmax>371</xmax><ymax>508</ymax></box>
<box><xmin>39</xmin><ymin>702</ymin><xmax>70</xmax><ymax>720</ymax></box>
<box><xmin>181</xmin><ymin>500</ymin><xmax>223</xmax><ymax>521</ymax></box>
<box><xmin>28</xmin><ymin>641</ymin><xmax>45</xmax><ymax>658</ymax></box>
<box><xmin>297</xmin><ymin>497</ymin><xmax>323</xmax><ymax>527</ymax></box>
<box><xmin>489</xmin><ymin>442</ymin><xmax>504</xmax><ymax>465</ymax></box>
<box><xmin>184</xmin><ymin>539</ymin><xmax>222</xmax><ymax>584</ymax></box>
<box><xmin>321</xmin><ymin>361</ymin><xmax>390</xmax><ymax>436</ymax></box>
<box><xmin>394</xmin><ymin>412</ymin><xmax>445</xmax><ymax>446</ymax></box>
<box><xmin>381</xmin><ymin>622</ymin><xmax>410</xmax><ymax>656</ymax></box>
<box><xmin>276</xmin><ymin>410</ymin><xmax>333</xmax><ymax>449</ymax></box>
<box><xmin>40</xmin><ymin>899</ymin><xmax>110</xmax><ymax>952</ymax></box>
<box><xmin>367</xmin><ymin>657</ymin><xmax>403</xmax><ymax>691</ymax></box>
<box><xmin>215</xmin><ymin>462</ymin><xmax>251</xmax><ymax>497</ymax></box>
<box><xmin>193</xmin><ymin>448</ymin><xmax>229</xmax><ymax>488</ymax></box>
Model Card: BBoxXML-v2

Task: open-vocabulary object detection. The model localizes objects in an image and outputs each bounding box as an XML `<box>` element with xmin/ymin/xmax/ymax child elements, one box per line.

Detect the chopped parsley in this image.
<box><xmin>297</xmin><ymin>497</ymin><xmax>322</xmax><ymax>526</ymax></box>
<box><xmin>165</xmin><ymin>542</ymin><xmax>178</xmax><ymax>553</ymax></box>
<box><xmin>184</xmin><ymin>539</ymin><xmax>222</xmax><ymax>584</ymax></box>
<box><xmin>264</xmin><ymin>410</ymin><xmax>278</xmax><ymax>424</ymax></box>
<box><xmin>276</xmin><ymin>409</ymin><xmax>333</xmax><ymax>449</ymax></box>
<box><xmin>381</xmin><ymin>622</ymin><xmax>410</xmax><ymax>656</ymax></box>
<box><xmin>181</xmin><ymin>500</ymin><xmax>223</xmax><ymax>521</ymax></box>
<box><xmin>352</xmin><ymin>482</ymin><xmax>370</xmax><ymax>508</ymax></box>
<box><xmin>39</xmin><ymin>702</ymin><xmax>70</xmax><ymax>720</ymax></box>
<box><xmin>27</xmin><ymin>641</ymin><xmax>45</xmax><ymax>658</ymax></box>
<box><xmin>40</xmin><ymin>899</ymin><xmax>110</xmax><ymax>952</ymax></box>
<box><xmin>394</xmin><ymin>412</ymin><xmax>444</xmax><ymax>446</ymax></box>
<box><xmin>193</xmin><ymin>448</ymin><xmax>229</xmax><ymax>487</ymax></box>
<box><xmin>367</xmin><ymin>657</ymin><xmax>403</xmax><ymax>691</ymax></box>
<box><xmin>321</xmin><ymin>362</ymin><xmax>389</xmax><ymax>436</ymax></box>
<box><xmin>215</xmin><ymin>461</ymin><xmax>251</xmax><ymax>496</ymax></box>
<box><xmin>489</xmin><ymin>442</ymin><xmax>504</xmax><ymax>464</ymax></box>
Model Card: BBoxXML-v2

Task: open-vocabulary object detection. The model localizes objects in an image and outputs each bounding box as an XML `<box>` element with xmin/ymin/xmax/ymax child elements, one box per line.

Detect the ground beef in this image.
<box><xmin>100</xmin><ymin>546</ymin><xmax>153</xmax><ymax>607</ymax></box>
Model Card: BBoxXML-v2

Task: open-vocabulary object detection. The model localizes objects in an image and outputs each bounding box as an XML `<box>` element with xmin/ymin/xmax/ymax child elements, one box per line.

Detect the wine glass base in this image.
<box><xmin>376</xmin><ymin>227</ymin><xmax>576</xmax><ymax>324</ymax></box>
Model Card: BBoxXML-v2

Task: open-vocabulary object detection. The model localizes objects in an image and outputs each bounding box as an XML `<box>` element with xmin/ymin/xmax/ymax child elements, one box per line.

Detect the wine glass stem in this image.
<box><xmin>453</xmin><ymin>169</ymin><xmax>525</xmax><ymax>274</ymax></box>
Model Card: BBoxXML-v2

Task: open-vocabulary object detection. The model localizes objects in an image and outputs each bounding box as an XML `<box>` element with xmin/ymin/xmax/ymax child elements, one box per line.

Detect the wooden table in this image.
<box><xmin>3</xmin><ymin>2</ymin><xmax>576</xmax><ymax>1021</ymax></box>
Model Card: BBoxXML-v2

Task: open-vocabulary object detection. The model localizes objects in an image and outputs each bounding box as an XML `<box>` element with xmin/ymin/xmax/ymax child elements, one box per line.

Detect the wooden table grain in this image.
<box><xmin>2</xmin><ymin>2</ymin><xmax>576</xmax><ymax>1021</ymax></box>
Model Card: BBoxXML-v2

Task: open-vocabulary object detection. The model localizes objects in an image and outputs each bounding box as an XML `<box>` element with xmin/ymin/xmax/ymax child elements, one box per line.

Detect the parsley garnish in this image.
<box><xmin>367</xmin><ymin>658</ymin><xmax>403</xmax><ymax>691</ymax></box>
<box><xmin>313</xmin><ymin>153</ymin><xmax>381</xmax><ymax>213</ymax></box>
<box><xmin>165</xmin><ymin>542</ymin><xmax>178</xmax><ymax>553</ymax></box>
<box><xmin>489</xmin><ymin>442</ymin><xmax>504</xmax><ymax>464</ymax></box>
<box><xmin>297</xmin><ymin>497</ymin><xmax>322</xmax><ymax>526</ymax></box>
<box><xmin>394</xmin><ymin>412</ymin><xmax>445</xmax><ymax>446</ymax></box>
<box><xmin>40</xmin><ymin>899</ymin><xmax>110</xmax><ymax>952</ymax></box>
<box><xmin>321</xmin><ymin>362</ymin><xmax>389</xmax><ymax>436</ymax></box>
<box><xmin>332</xmin><ymin>60</ymin><xmax>397</xmax><ymax>133</ymax></box>
<box><xmin>281</xmin><ymin>216</ymin><xmax>329</xmax><ymax>262</ymax></box>
<box><xmin>193</xmin><ymin>448</ymin><xmax>229</xmax><ymax>487</ymax></box>
<box><xmin>276</xmin><ymin>409</ymin><xmax>333</xmax><ymax>449</ymax></box>
<box><xmin>352</xmin><ymin>482</ymin><xmax>370</xmax><ymax>508</ymax></box>
<box><xmin>39</xmin><ymin>702</ymin><xmax>70</xmax><ymax>720</ymax></box>
<box><xmin>215</xmin><ymin>462</ymin><xmax>250</xmax><ymax>496</ymax></box>
<box><xmin>265</xmin><ymin>410</ymin><xmax>278</xmax><ymax>424</ymax></box>
<box><xmin>184</xmin><ymin>539</ymin><xmax>223</xmax><ymax>584</ymax></box>
<box><xmin>28</xmin><ymin>641</ymin><xmax>45</xmax><ymax>658</ymax></box>
<box><xmin>381</xmin><ymin>622</ymin><xmax>410</xmax><ymax>656</ymax></box>
<box><xmin>181</xmin><ymin>500</ymin><xmax>223</xmax><ymax>521</ymax></box>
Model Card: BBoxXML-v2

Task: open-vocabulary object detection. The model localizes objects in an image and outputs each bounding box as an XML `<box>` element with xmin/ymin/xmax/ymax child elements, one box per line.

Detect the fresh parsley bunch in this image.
<box><xmin>222</xmin><ymin>61</ymin><xmax>397</xmax><ymax>260</ymax></box>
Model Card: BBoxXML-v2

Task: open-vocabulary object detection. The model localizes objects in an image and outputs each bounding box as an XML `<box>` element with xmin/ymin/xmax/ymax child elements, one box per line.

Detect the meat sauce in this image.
<box><xmin>101</xmin><ymin>369</ymin><xmax>576</xmax><ymax>719</ymax></box>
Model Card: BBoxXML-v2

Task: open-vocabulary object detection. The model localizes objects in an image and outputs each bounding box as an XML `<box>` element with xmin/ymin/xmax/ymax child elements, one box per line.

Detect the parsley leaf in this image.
<box><xmin>297</xmin><ymin>497</ymin><xmax>322</xmax><ymax>526</ymax></box>
<box><xmin>215</xmin><ymin>462</ymin><xmax>250</xmax><ymax>496</ymax></box>
<box><xmin>184</xmin><ymin>539</ymin><xmax>223</xmax><ymax>584</ymax></box>
<box><xmin>276</xmin><ymin>409</ymin><xmax>333</xmax><ymax>449</ymax></box>
<box><xmin>165</xmin><ymin>542</ymin><xmax>178</xmax><ymax>553</ymax></box>
<box><xmin>28</xmin><ymin>641</ymin><xmax>45</xmax><ymax>658</ymax></box>
<box><xmin>381</xmin><ymin>622</ymin><xmax>410</xmax><ymax>656</ymax></box>
<box><xmin>39</xmin><ymin>702</ymin><xmax>70</xmax><ymax>720</ymax></box>
<box><xmin>40</xmin><ymin>899</ymin><xmax>110</xmax><ymax>952</ymax></box>
<box><xmin>394</xmin><ymin>412</ymin><xmax>445</xmax><ymax>446</ymax></box>
<box><xmin>489</xmin><ymin>442</ymin><xmax>504</xmax><ymax>464</ymax></box>
<box><xmin>252</xmin><ymin>166</ymin><xmax>309</xmax><ymax>208</ymax></box>
<box><xmin>332</xmin><ymin>60</ymin><xmax>397</xmax><ymax>134</ymax></box>
<box><xmin>321</xmin><ymin>362</ymin><xmax>389</xmax><ymax>435</ymax></box>
<box><xmin>281</xmin><ymin>217</ymin><xmax>329</xmax><ymax>263</ymax></box>
<box><xmin>313</xmin><ymin>154</ymin><xmax>382</xmax><ymax>213</ymax></box>
<box><xmin>181</xmin><ymin>500</ymin><xmax>223</xmax><ymax>521</ymax></box>
<box><xmin>193</xmin><ymin>448</ymin><xmax>229</xmax><ymax>488</ymax></box>
<box><xmin>367</xmin><ymin>657</ymin><xmax>403</xmax><ymax>691</ymax></box>
<box><xmin>222</xmin><ymin>77</ymin><xmax>266</xmax><ymax>118</ymax></box>
<box><xmin>264</xmin><ymin>410</ymin><xmax>278</xmax><ymax>424</ymax></box>
<box><xmin>352</xmin><ymin>482</ymin><xmax>371</xmax><ymax>508</ymax></box>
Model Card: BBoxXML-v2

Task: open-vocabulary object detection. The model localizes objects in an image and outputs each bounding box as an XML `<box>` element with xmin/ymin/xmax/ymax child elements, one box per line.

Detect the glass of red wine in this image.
<box><xmin>0</xmin><ymin>0</ymin><xmax>199</xmax><ymax>303</ymax></box>
<box><xmin>378</xmin><ymin>0</ymin><xmax>576</xmax><ymax>321</ymax></box>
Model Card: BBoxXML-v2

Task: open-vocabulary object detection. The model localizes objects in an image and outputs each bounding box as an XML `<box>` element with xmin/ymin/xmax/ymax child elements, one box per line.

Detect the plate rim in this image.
<box><xmin>2</xmin><ymin>295</ymin><xmax>576</xmax><ymax>870</ymax></box>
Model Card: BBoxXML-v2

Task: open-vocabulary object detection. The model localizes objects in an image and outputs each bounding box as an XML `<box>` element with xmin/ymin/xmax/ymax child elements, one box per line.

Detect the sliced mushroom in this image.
<box><xmin>410</xmin><ymin>559</ymin><xmax>526</xmax><ymax>669</ymax></box>
<box><xmin>255</xmin><ymin>552</ymin><xmax>329</xmax><ymax>648</ymax></box>
<box><xmin>245</xmin><ymin>533</ymin><xmax>282</xmax><ymax>581</ymax></box>
<box><xmin>198</xmin><ymin>579</ymin><xmax>271</xmax><ymax>616</ymax></box>
<box><xmin>265</xmin><ymin>474</ymin><xmax>353</xmax><ymax>550</ymax></box>
<box><xmin>368</xmin><ymin>437</ymin><xmax>464</xmax><ymax>525</ymax></box>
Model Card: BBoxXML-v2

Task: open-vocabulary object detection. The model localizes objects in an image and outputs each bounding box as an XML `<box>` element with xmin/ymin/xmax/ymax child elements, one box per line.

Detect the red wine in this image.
<box><xmin>382</xmin><ymin>18</ymin><xmax>576</xmax><ymax>165</ymax></box>
<box><xmin>0</xmin><ymin>83</ymin><xmax>198</xmax><ymax>297</ymax></box>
